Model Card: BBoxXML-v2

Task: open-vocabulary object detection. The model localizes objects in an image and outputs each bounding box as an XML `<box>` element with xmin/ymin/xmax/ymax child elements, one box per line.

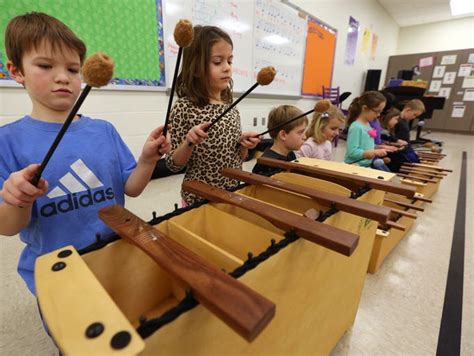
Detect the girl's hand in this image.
<box><xmin>140</xmin><ymin>125</ymin><xmax>171</xmax><ymax>163</ymax></box>
<box><xmin>0</xmin><ymin>164</ymin><xmax>48</xmax><ymax>207</ymax></box>
<box><xmin>380</xmin><ymin>144</ymin><xmax>398</xmax><ymax>152</ymax></box>
<box><xmin>186</xmin><ymin>122</ymin><xmax>210</xmax><ymax>146</ymax></box>
<box><xmin>240</xmin><ymin>132</ymin><xmax>261</xmax><ymax>149</ymax></box>
<box><xmin>397</xmin><ymin>139</ymin><xmax>408</xmax><ymax>146</ymax></box>
<box><xmin>374</xmin><ymin>149</ymin><xmax>387</xmax><ymax>157</ymax></box>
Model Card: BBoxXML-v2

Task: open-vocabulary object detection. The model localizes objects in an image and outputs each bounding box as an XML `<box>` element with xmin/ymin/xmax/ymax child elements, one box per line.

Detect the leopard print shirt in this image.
<box><xmin>165</xmin><ymin>97</ymin><xmax>243</xmax><ymax>205</ymax></box>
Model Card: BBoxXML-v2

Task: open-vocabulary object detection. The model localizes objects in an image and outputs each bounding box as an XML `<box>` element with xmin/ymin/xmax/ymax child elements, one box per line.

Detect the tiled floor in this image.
<box><xmin>1</xmin><ymin>132</ymin><xmax>472</xmax><ymax>355</ymax></box>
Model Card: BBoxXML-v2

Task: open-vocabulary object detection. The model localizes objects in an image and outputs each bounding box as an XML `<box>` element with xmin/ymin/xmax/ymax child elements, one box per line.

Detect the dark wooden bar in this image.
<box><xmin>99</xmin><ymin>205</ymin><xmax>275</xmax><ymax>342</ymax></box>
<box><xmin>256</xmin><ymin>157</ymin><xmax>417</xmax><ymax>198</ymax></box>
<box><xmin>182</xmin><ymin>180</ymin><xmax>359</xmax><ymax>256</ymax></box>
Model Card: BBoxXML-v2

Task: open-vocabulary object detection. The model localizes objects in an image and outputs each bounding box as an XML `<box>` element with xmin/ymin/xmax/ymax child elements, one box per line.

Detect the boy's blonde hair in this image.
<box><xmin>5</xmin><ymin>12</ymin><xmax>86</xmax><ymax>72</ymax></box>
<box><xmin>306</xmin><ymin>100</ymin><xmax>345</xmax><ymax>144</ymax></box>
<box><xmin>267</xmin><ymin>105</ymin><xmax>308</xmax><ymax>139</ymax></box>
<box><xmin>404</xmin><ymin>99</ymin><xmax>425</xmax><ymax>113</ymax></box>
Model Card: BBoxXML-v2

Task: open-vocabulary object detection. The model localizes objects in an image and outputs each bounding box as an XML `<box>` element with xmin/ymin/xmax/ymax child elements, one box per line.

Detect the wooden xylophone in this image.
<box><xmin>265</xmin><ymin>156</ymin><xmax>451</xmax><ymax>273</ymax></box>
<box><xmin>35</xmin><ymin>156</ymin><xmax>436</xmax><ymax>354</ymax></box>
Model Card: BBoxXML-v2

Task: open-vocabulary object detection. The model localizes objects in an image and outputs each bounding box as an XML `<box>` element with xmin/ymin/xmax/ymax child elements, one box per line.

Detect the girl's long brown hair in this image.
<box><xmin>380</xmin><ymin>107</ymin><xmax>400</xmax><ymax>135</ymax></box>
<box><xmin>347</xmin><ymin>91</ymin><xmax>386</xmax><ymax>127</ymax></box>
<box><xmin>176</xmin><ymin>25</ymin><xmax>233</xmax><ymax>106</ymax></box>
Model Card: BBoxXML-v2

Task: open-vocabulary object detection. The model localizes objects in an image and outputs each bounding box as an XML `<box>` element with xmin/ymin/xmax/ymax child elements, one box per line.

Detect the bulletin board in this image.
<box><xmin>1</xmin><ymin>0</ymin><xmax>339</xmax><ymax>96</ymax></box>
<box><xmin>301</xmin><ymin>16</ymin><xmax>337</xmax><ymax>96</ymax></box>
<box><xmin>0</xmin><ymin>0</ymin><xmax>166</xmax><ymax>89</ymax></box>
<box><xmin>163</xmin><ymin>0</ymin><xmax>309</xmax><ymax>96</ymax></box>
<box><xmin>385</xmin><ymin>48</ymin><xmax>474</xmax><ymax>133</ymax></box>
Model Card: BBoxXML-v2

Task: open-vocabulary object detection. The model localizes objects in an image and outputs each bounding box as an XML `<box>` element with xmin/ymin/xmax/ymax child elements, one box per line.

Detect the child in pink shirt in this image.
<box><xmin>296</xmin><ymin>100</ymin><xmax>345</xmax><ymax>160</ymax></box>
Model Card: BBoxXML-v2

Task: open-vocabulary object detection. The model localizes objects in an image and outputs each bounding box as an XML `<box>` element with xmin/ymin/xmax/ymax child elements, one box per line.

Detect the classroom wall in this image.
<box><xmin>0</xmin><ymin>0</ymin><xmax>399</xmax><ymax>158</ymax></box>
<box><xmin>396</xmin><ymin>17</ymin><xmax>474</xmax><ymax>55</ymax></box>
<box><xmin>291</xmin><ymin>0</ymin><xmax>399</xmax><ymax>98</ymax></box>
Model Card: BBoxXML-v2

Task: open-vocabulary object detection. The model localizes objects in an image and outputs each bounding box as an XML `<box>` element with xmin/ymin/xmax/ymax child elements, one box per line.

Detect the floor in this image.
<box><xmin>0</xmin><ymin>132</ymin><xmax>472</xmax><ymax>355</ymax></box>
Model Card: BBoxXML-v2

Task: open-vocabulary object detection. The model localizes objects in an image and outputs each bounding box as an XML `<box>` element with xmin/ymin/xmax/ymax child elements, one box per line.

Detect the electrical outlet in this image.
<box><xmin>253</xmin><ymin>117</ymin><xmax>257</xmax><ymax>126</ymax></box>
<box><xmin>261</xmin><ymin>117</ymin><xmax>265</xmax><ymax>125</ymax></box>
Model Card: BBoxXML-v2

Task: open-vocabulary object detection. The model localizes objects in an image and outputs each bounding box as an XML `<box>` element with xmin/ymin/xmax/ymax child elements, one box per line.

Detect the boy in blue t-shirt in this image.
<box><xmin>0</xmin><ymin>12</ymin><xmax>170</xmax><ymax>294</ymax></box>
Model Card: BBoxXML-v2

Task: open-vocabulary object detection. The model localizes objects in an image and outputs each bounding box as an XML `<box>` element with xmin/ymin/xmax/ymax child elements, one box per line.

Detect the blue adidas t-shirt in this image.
<box><xmin>0</xmin><ymin>115</ymin><xmax>137</xmax><ymax>294</ymax></box>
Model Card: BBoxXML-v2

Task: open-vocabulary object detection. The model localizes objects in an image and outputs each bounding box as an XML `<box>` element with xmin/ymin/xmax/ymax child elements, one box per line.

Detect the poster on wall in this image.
<box><xmin>419</xmin><ymin>56</ymin><xmax>434</xmax><ymax>68</ymax></box>
<box><xmin>344</xmin><ymin>16</ymin><xmax>359</xmax><ymax>66</ymax></box>
<box><xmin>441</xmin><ymin>55</ymin><xmax>457</xmax><ymax>65</ymax></box>
<box><xmin>451</xmin><ymin>105</ymin><xmax>465</xmax><ymax>118</ymax></box>
<box><xmin>468</xmin><ymin>53</ymin><xmax>474</xmax><ymax>64</ymax></box>
<box><xmin>370</xmin><ymin>33</ymin><xmax>378</xmax><ymax>60</ymax></box>
<box><xmin>458</xmin><ymin>64</ymin><xmax>472</xmax><ymax>77</ymax></box>
<box><xmin>443</xmin><ymin>72</ymin><xmax>456</xmax><ymax>84</ymax></box>
<box><xmin>463</xmin><ymin>89</ymin><xmax>474</xmax><ymax>101</ymax></box>
<box><xmin>462</xmin><ymin>75</ymin><xmax>474</xmax><ymax>88</ymax></box>
<box><xmin>429</xmin><ymin>80</ymin><xmax>442</xmax><ymax>92</ymax></box>
<box><xmin>438</xmin><ymin>87</ymin><xmax>451</xmax><ymax>99</ymax></box>
<box><xmin>361</xmin><ymin>27</ymin><xmax>371</xmax><ymax>54</ymax></box>
<box><xmin>433</xmin><ymin>66</ymin><xmax>446</xmax><ymax>78</ymax></box>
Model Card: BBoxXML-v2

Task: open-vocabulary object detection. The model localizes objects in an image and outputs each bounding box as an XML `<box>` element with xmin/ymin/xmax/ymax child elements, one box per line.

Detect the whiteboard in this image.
<box><xmin>163</xmin><ymin>0</ymin><xmax>306</xmax><ymax>97</ymax></box>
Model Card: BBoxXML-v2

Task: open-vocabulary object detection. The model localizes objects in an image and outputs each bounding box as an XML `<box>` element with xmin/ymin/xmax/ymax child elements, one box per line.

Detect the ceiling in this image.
<box><xmin>377</xmin><ymin>0</ymin><xmax>474</xmax><ymax>27</ymax></box>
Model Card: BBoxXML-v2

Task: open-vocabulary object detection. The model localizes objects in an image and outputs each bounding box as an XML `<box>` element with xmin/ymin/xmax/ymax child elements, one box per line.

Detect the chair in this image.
<box><xmin>322</xmin><ymin>86</ymin><xmax>340</xmax><ymax>106</ymax></box>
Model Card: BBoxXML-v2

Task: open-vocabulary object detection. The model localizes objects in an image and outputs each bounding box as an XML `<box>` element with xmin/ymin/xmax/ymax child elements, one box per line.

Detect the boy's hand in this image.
<box><xmin>374</xmin><ymin>149</ymin><xmax>387</xmax><ymax>157</ymax></box>
<box><xmin>186</xmin><ymin>122</ymin><xmax>210</xmax><ymax>146</ymax></box>
<box><xmin>0</xmin><ymin>164</ymin><xmax>48</xmax><ymax>207</ymax></box>
<box><xmin>140</xmin><ymin>125</ymin><xmax>171</xmax><ymax>163</ymax></box>
<box><xmin>397</xmin><ymin>139</ymin><xmax>408</xmax><ymax>146</ymax></box>
<box><xmin>240</xmin><ymin>132</ymin><xmax>261</xmax><ymax>149</ymax></box>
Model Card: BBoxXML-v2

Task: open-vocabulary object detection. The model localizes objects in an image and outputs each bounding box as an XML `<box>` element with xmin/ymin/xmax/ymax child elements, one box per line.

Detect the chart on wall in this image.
<box><xmin>163</xmin><ymin>0</ymin><xmax>307</xmax><ymax>96</ymax></box>
<box><xmin>0</xmin><ymin>0</ymin><xmax>166</xmax><ymax>88</ymax></box>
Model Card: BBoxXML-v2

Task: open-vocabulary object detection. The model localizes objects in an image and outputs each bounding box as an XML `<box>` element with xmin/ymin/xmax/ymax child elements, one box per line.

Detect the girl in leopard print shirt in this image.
<box><xmin>165</xmin><ymin>25</ymin><xmax>260</xmax><ymax>206</ymax></box>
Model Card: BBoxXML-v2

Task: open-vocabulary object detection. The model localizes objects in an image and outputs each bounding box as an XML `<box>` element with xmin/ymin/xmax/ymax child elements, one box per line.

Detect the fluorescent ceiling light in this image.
<box><xmin>450</xmin><ymin>0</ymin><xmax>474</xmax><ymax>16</ymax></box>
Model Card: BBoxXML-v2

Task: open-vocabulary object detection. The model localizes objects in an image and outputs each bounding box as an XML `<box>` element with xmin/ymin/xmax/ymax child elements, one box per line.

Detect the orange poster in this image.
<box><xmin>302</xmin><ymin>17</ymin><xmax>337</xmax><ymax>96</ymax></box>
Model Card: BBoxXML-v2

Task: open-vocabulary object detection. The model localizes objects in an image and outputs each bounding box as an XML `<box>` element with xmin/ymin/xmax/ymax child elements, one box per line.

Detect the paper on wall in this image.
<box><xmin>419</xmin><ymin>56</ymin><xmax>433</xmax><ymax>68</ymax></box>
<box><xmin>432</xmin><ymin>66</ymin><xmax>445</xmax><ymax>78</ymax></box>
<box><xmin>468</xmin><ymin>53</ymin><xmax>474</xmax><ymax>64</ymax></box>
<box><xmin>443</xmin><ymin>72</ymin><xmax>456</xmax><ymax>84</ymax></box>
<box><xmin>451</xmin><ymin>105</ymin><xmax>465</xmax><ymax>118</ymax></box>
<box><xmin>429</xmin><ymin>80</ymin><xmax>442</xmax><ymax>92</ymax></box>
<box><xmin>458</xmin><ymin>64</ymin><xmax>472</xmax><ymax>77</ymax></box>
<box><xmin>439</xmin><ymin>87</ymin><xmax>451</xmax><ymax>99</ymax></box>
<box><xmin>462</xmin><ymin>76</ymin><xmax>474</xmax><ymax>88</ymax></box>
<box><xmin>441</xmin><ymin>55</ymin><xmax>457</xmax><ymax>65</ymax></box>
<box><xmin>463</xmin><ymin>89</ymin><xmax>474</xmax><ymax>101</ymax></box>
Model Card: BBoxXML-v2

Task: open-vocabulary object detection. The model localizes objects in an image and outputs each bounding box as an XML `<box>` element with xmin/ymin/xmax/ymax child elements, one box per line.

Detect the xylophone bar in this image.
<box><xmin>221</xmin><ymin>168</ymin><xmax>392</xmax><ymax>224</ymax></box>
<box><xmin>417</xmin><ymin>151</ymin><xmax>446</xmax><ymax>157</ymax></box>
<box><xmin>396</xmin><ymin>173</ymin><xmax>437</xmax><ymax>183</ymax></box>
<box><xmin>383</xmin><ymin>198</ymin><xmax>425</xmax><ymax>212</ymax></box>
<box><xmin>386</xmin><ymin>220</ymin><xmax>406</xmax><ymax>231</ymax></box>
<box><xmin>403</xmin><ymin>163</ymin><xmax>453</xmax><ymax>173</ymax></box>
<box><xmin>390</xmin><ymin>207</ymin><xmax>417</xmax><ymax>219</ymax></box>
<box><xmin>182</xmin><ymin>180</ymin><xmax>359</xmax><ymax>256</ymax></box>
<box><xmin>399</xmin><ymin>167</ymin><xmax>446</xmax><ymax>178</ymax></box>
<box><xmin>413</xmin><ymin>194</ymin><xmax>433</xmax><ymax>203</ymax></box>
<box><xmin>99</xmin><ymin>205</ymin><xmax>275</xmax><ymax>342</ymax></box>
<box><xmin>256</xmin><ymin>157</ymin><xmax>417</xmax><ymax>198</ymax></box>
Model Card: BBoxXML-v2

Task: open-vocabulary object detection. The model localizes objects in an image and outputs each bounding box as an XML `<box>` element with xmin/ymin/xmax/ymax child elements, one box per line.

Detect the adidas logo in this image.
<box><xmin>39</xmin><ymin>159</ymin><xmax>115</xmax><ymax>217</ymax></box>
